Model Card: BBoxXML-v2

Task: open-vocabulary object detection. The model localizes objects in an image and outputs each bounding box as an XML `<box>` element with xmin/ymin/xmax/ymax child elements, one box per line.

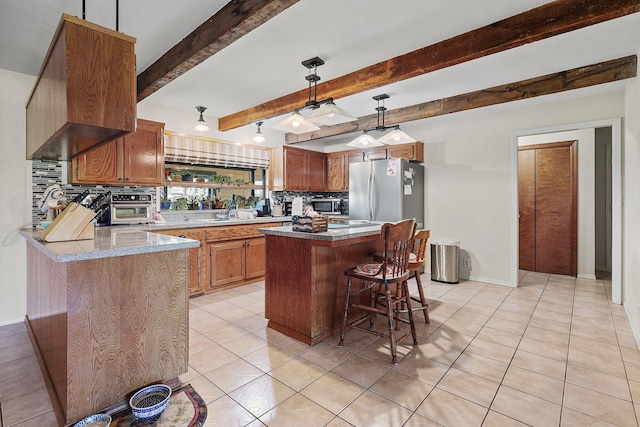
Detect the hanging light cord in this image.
<box><xmin>81</xmin><ymin>0</ymin><xmax>119</xmax><ymax>31</ymax></box>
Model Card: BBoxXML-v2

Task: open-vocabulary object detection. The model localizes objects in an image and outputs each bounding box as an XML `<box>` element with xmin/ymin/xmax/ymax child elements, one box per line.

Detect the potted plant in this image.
<box><xmin>160</xmin><ymin>197</ymin><xmax>171</xmax><ymax>210</ymax></box>
<box><xmin>214</xmin><ymin>198</ymin><xmax>224</xmax><ymax>209</ymax></box>
<box><xmin>181</xmin><ymin>172</ymin><xmax>193</xmax><ymax>182</ymax></box>
<box><xmin>174</xmin><ymin>197</ymin><xmax>189</xmax><ymax>211</ymax></box>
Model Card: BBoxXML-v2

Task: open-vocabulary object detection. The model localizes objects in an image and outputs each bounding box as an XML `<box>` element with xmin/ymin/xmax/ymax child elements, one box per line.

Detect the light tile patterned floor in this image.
<box><xmin>1</xmin><ymin>271</ymin><xmax>639</xmax><ymax>426</ymax></box>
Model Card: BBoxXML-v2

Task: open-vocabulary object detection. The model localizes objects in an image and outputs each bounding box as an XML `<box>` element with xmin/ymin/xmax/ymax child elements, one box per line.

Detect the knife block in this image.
<box><xmin>40</xmin><ymin>202</ymin><xmax>96</xmax><ymax>242</ymax></box>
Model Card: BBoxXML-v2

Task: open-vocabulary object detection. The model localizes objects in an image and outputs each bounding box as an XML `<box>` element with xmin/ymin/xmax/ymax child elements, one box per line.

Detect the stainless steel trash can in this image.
<box><xmin>430</xmin><ymin>239</ymin><xmax>460</xmax><ymax>284</ymax></box>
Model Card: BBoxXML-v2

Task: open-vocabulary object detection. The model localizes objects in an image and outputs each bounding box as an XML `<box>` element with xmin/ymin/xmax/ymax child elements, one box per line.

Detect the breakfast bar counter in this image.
<box><xmin>259</xmin><ymin>222</ymin><xmax>384</xmax><ymax>345</ymax></box>
<box><xmin>19</xmin><ymin>228</ymin><xmax>199</xmax><ymax>426</ymax></box>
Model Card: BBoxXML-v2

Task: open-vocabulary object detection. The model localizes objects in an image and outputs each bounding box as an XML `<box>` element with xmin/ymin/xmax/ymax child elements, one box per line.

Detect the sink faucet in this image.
<box><xmin>226</xmin><ymin>202</ymin><xmax>237</xmax><ymax>218</ymax></box>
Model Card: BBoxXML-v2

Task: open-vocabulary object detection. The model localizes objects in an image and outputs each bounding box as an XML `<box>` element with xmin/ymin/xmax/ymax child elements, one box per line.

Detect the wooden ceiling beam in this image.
<box><xmin>219</xmin><ymin>0</ymin><xmax>640</xmax><ymax>131</ymax></box>
<box><xmin>284</xmin><ymin>55</ymin><xmax>637</xmax><ymax>144</ymax></box>
<box><xmin>136</xmin><ymin>0</ymin><xmax>299</xmax><ymax>102</ymax></box>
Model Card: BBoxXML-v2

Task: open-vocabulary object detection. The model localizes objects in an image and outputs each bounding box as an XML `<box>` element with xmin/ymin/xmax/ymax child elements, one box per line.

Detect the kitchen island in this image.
<box><xmin>19</xmin><ymin>227</ymin><xmax>199</xmax><ymax>426</ymax></box>
<box><xmin>259</xmin><ymin>221</ymin><xmax>384</xmax><ymax>345</ymax></box>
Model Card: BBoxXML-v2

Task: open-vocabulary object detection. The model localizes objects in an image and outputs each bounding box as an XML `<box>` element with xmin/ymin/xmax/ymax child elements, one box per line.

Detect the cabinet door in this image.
<box><xmin>364</xmin><ymin>147</ymin><xmax>387</xmax><ymax>160</ymax></box>
<box><xmin>209</xmin><ymin>240</ymin><xmax>246</xmax><ymax>289</ymax></box>
<box><xmin>283</xmin><ymin>148</ymin><xmax>307</xmax><ymax>190</ymax></box>
<box><xmin>72</xmin><ymin>138</ymin><xmax>123</xmax><ymax>184</ymax></box>
<box><xmin>245</xmin><ymin>238</ymin><xmax>266</xmax><ymax>280</ymax></box>
<box><xmin>123</xmin><ymin>119</ymin><xmax>164</xmax><ymax>185</ymax></box>
<box><xmin>387</xmin><ymin>142</ymin><xmax>424</xmax><ymax>162</ymax></box>
<box><xmin>344</xmin><ymin>152</ymin><xmax>364</xmax><ymax>191</ymax></box>
<box><xmin>307</xmin><ymin>151</ymin><xmax>327</xmax><ymax>191</ymax></box>
<box><xmin>326</xmin><ymin>153</ymin><xmax>346</xmax><ymax>191</ymax></box>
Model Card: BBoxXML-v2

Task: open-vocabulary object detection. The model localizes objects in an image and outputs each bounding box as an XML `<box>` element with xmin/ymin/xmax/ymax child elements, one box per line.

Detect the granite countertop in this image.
<box><xmin>259</xmin><ymin>220</ymin><xmax>384</xmax><ymax>241</ymax></box>
<box><xmin>20</xmin><ymin>216</ymin><xmax>291</xmax><ymax>262</ymax></box>
<box><xmin>20</xmin><ymin>227</ymin><xmax>201</xmax><ymax>262</ymax></box>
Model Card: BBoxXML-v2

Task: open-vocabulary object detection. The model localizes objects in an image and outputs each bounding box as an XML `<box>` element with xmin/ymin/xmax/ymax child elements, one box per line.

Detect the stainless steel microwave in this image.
<box><xmin>310</xmin><ymin>198</ymin><xmax>342</xmax><ymax>214</ymax></box>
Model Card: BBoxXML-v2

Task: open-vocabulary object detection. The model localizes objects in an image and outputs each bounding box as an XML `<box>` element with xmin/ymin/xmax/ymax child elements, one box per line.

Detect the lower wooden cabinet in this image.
<box><xmin>209</xmin><ymin>237</ymin><xmax>265</xmax><ymax>289</ymax></box>
<box><xmin>156</xmin><ymin>222</ymin><xmax>280</xmax><ymax>296</ymax></box>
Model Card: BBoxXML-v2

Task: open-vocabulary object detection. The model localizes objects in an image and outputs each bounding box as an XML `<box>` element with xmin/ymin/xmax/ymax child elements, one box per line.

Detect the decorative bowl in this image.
<box><xmin>129</xmin><ymin>384</ymin><xmax>172</xmax><ymax>419</ymax></box>
<box><xmin>74</xmin><ymin>413</ymin><xmax>111</xmax><ymax>427</ymax></box>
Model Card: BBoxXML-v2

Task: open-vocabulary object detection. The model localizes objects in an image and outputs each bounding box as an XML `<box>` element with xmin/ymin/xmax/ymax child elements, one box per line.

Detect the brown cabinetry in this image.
<box><xmin>157</xmin><ymin>222</ymin><xmax>281</xmax><ymax>296</ymax></box>
<box><xmin>72</xmin><ymin>119</ymin><xmax>164</xmax><ymax>186</ymax></box>
<box><xmin>26</xmin><ymin>14</ymin><xmax>136</xmax><ymax>161</ymax></box>
<box><xmin>209</xmin><ymin>237</ymin><xmax>265</xmax><ymax>288</ymax></box>
<box><xmin>326</xmin><ymin>151</ymin><xmax>364</xmax><ymax>191</ymax></box>
<box><xmin>270</xmin><ymin>146</ymin><xmax>326</xmax><ymax>191</ymax></box>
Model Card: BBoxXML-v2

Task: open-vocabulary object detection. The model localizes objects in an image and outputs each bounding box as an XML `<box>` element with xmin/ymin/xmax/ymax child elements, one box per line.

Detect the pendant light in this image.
<box><xmin>194</xmin><ymin>106</ymin><xmax>209</xmax><ymax>132</ymax></box>
<box><xmin>378</xmin><ymin>126</ymin><xmax>416</xmax><ymax>145</ymax></box>
<box><xmin>347</xmin><ymin>131</ymin><xmax>383</xmax><ymax>148</ymax></box>
<box><xmin>276</xmin><ymin>57</ymin><xmax>354</xmax><ymax>133</ymax></box>
<box><xmin>348</xmin><ymin>94</ymin><xmax>417</xmax><ymax>146</ymax></box>
<box><xmin>275</xmin><ymin>111</ymin><xmax>320</xmax><ymax>134</ymax></box>
<box><xmin>252</xmin><ymin>121</ymin><xmax>266</xmax><ymax>143</ymax></box>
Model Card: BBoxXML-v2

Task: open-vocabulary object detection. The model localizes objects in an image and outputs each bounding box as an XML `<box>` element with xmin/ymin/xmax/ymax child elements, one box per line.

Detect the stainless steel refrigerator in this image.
<box><xmin>349</xmin><ymin>158</ymin><xmax>424</xmax><ymax>228</ymax></box>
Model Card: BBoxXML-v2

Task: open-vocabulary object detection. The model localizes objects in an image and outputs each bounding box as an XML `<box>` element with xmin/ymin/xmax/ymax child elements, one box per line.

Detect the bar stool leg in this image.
<box><xmin>402</xmin><ymin>280</ymin><xmax>418</xmax><ymax>345</ymax></box>
<box><xmin>339</xmin><ymin>276</ymin><xmax>353</xmax><ymax>347</ymax></box>
<box><xmin>415</xmin><ymin>272</ymin><xmax>430</xmax><ymax>324</ymax></box>
<box><xmin>384</xmin><ymin>283</ymin><xmax>398</xmax><ymax>364</ymax></box>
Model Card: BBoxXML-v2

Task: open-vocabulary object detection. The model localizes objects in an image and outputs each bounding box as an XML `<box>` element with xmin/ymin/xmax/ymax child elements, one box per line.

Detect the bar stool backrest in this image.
<box><xmin>380</xmin><ymin>219</ymin><xmax>417</xmax><ymax>280</ymax></box>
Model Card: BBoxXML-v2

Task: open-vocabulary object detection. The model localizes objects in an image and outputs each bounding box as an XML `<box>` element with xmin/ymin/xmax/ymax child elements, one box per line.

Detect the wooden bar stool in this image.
<box><xmin>339</xmin><ymin>219</ymin><xmax>418</xmax><ymax>364</ymax></box>
<box><xmin>373</xmin><ymin>229</ymin><xmax>431</xmax><ymax>324</ymax></box>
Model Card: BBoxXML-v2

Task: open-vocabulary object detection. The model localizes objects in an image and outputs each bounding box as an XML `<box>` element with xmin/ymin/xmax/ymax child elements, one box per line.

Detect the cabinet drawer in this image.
<box><xmin>206</xmin><ymin>222</ymin><xmax>282</xmax><ymax>241</ymax></box>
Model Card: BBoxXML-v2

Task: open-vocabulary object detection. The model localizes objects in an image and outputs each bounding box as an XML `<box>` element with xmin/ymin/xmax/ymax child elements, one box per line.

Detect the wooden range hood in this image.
<box><xmin>26</xmin><ymin>14</ymin><xmax>136</xmax><ymax>161</ymax></box>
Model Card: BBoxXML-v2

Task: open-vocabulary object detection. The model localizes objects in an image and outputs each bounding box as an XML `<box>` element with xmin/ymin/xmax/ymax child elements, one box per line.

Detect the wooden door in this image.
<box><xmin>518</xmin><ymin>141</ymin><xmax>577</xmax><ymax>276</ymax></box>
<box><xmin>209</xmin><ymin>240</ymin><xmax>246</xmax><ymax>288</ymax></box>
<box><xmin>123</xmin><ymin>119</ymin><xmax>164</xmax><ymax>185</ymax></box>
<box><xmin>245</xmin><ymin>237</ymin><xmax>266</xmax><ymax>280</ymax></box>
<box><xmin>518</xmin><ymin>150</ymin><xmax>536</xmax><ymax>271</ymax></box>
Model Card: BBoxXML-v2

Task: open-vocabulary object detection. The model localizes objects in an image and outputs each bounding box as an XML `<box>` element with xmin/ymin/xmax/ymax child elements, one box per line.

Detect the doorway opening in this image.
<box><xmin>512</xmin><ymin>118</ymin><xmax>621</xmax><ymax>304</ymax></box>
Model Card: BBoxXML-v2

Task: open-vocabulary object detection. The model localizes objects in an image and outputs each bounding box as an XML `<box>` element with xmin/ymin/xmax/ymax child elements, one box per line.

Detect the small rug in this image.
<box><xmin>111</xmin><ymin>384</ymin><xmax>207</xmax><ymax>427</ymax></box>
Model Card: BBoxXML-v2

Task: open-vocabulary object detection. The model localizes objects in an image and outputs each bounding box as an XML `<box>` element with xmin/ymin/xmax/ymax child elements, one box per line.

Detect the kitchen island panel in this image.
<box><xmin>264</xmin><ymin>233</ymin><xmax>382</xmax><ymax>345</ymax></box>
<box><xmin>26</xmin><ymin>243</ymin><xmax>189</xmax><ymax>425</ymax></box>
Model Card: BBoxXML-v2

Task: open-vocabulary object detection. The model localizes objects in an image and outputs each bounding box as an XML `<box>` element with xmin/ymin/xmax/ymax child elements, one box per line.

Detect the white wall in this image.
<box><xmin>623</xmin><ymin>54</ymin><xmax>640</xmax><ymax>342</ymax></box>
<box><xmin>0</xmin><ymin>69</ymin><xmax>34</xmax><ymax>326</ymax></box>
<box><xmin>404</xmin><ymin>92</ymin><xmax>624</xmax><ymax>286</ymax></box>
<box><xmin>517</xmin><ymin>129</ymin><xmax>596</xmax><ymax>279</ymax></box>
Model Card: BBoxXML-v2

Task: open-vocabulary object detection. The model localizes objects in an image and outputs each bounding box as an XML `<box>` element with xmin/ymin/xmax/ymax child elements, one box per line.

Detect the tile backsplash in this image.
<box><xmin>31</xmin><ymin>160</ymin><xmax>156</xmax><ymax>224</ymax></box>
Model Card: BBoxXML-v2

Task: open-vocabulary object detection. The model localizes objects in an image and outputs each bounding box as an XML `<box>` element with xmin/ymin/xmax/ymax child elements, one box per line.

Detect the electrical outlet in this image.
<box><xmin>463</xmin><ymin>259</ymin><xmax>471</xmax><ymax>268</ymax></box>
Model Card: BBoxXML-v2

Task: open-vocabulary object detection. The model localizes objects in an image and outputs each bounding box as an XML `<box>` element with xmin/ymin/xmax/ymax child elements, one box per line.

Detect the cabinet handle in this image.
<box><xmin>125</xmin><ymin>177</ymin><xmax>130</xmax><ymax>181</ymax></box>
<box><xmin>118</xmin><ymin>177</ymin><xmax>123</xmax><ymax>181</ymax></box>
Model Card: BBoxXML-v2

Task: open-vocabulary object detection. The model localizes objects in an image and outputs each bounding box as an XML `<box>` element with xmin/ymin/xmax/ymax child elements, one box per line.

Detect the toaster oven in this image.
<box><xmin>109</xmin><ymin>194</ymin><xmax>153</xmax><ymax>225</ymax></box>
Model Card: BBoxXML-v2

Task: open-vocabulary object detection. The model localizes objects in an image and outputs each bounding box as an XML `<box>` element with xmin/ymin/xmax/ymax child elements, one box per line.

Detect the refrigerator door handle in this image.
<box><xmin>370</xmin><ymin>170</ymin><xmax>376</xmax><ymax>220</ymax></box>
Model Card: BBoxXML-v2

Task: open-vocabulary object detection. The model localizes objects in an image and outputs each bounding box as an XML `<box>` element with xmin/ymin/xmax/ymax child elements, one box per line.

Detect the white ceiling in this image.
<box><xmin>2</xmin><ymin>0</ymin><xmax>640</xmax><ymax>146</ymax></box>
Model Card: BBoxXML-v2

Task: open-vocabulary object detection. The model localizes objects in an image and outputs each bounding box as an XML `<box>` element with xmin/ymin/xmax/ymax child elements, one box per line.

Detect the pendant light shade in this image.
<box><xmin>307</xmin><ymin>101</ymin><xmax>356</xmax><ymax>126</ymax></box>
<box><xmin>252</xmin><ymin>121</ymin><xmax>266</xmax><ymax>143</ymax></box>
<box><xmin>275</xmin><ymin>111</ymin><xmax>320</xmax><ymax>134</ymax></box>
<box><xmin>194</xmin><ymin>106</ymin><xmax>209</xmax><ymax>132</ymax></box>
<box><xmin>347</xmin><ymin>131</ymin><xmax>383</xmax><ymax>148</ymax></box>
<box><xmin>377</xmin><ymin>126</ymin><xmax>416</xmax><ymax>145</ymax></box>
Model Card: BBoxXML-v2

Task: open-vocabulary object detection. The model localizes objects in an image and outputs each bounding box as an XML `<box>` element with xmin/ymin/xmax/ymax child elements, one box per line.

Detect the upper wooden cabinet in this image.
<box><xmin>270</xmin><ymin>146</ymin><xmax>326</xmax><ymax>191</ymax></box>
<box><xmin>270</xmin><ymin>142</ymin><xmax>422</xmax><ymax>192</ymax></box>
<box><xmin>327</xmin><ymin>151</ymin><xmax>364</xmax><ymax>192</ymax></box>
<box><xmin>72</xmin><ymin>119</ymin><xmax>164</xmax><ymax>186</ymax></box>
<box><xmin>26</xmin><ymin>14</ymin><xmax>136</xmax><ymax>161</ymax></box>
